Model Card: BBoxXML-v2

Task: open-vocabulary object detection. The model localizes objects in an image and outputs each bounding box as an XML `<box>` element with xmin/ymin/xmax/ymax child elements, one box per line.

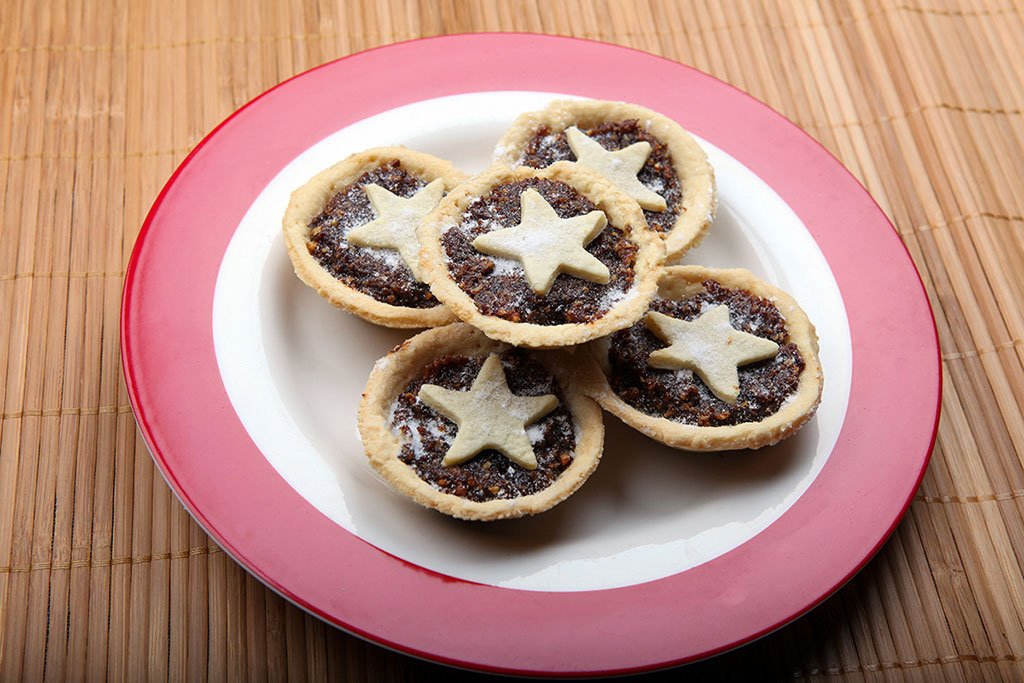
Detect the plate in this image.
<box><xmin>121</xmin><ymin>34</ymin><xmax>940</xmax><ymax>675</ymax></box>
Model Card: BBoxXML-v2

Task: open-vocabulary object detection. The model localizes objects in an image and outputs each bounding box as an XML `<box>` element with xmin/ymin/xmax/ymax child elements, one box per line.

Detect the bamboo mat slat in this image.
<box><xmin>2</xmin><ymin>0</ymin><xmax>1024</xmax><ymax>680</ymax></box>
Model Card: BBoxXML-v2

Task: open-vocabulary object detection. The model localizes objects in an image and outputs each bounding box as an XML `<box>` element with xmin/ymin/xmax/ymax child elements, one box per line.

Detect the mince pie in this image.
<box><xmin>283</xmin><ymin>147</ymin><xmax>466</xmax><ymax>328</ymax></box>
<box><xmin>418</xmin><ymin>163</ymin><xmax>665</xmax><ymax>348</ymax></box>
<box><xmin>493</xmin><ymin>99</ymin><xmax>716</xmax><ymax>262</ymax></box>
<box><xmin>580</xmin><ymin>266</ymin><xmax>823</xmax><ymax>450</ymax></box>
<box><xmin>357</xmin><ymin>323</ymin><xmax>604</xmax><ymax>520</ymax></box>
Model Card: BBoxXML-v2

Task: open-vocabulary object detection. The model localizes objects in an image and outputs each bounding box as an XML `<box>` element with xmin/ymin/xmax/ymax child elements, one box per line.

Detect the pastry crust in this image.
<box><xmin>357</xmin><ymin>323</ymin><xmax>604</xmax><ymax>521</ymax></box>
<box><xmin>579</xmin><ymin>266</ymin><xmax>823</xmax><ymax>451</ymax></box>
<box><xmin>418</xmin><ymin>163</ymin><xmax>665</xmax><ymax>348</ymax></box>
<box><xmin>494</xmin><ymin>99</ymin><xmax>717</xmax><ymax>262</ymax></box>
<box><xmin>282</xmin><ymin>147</ymin><xmax>466</xmax><ymax>328</ymax></box>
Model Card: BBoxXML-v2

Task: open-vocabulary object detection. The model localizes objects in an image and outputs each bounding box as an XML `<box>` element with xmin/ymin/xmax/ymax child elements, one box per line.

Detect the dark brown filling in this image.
<box><xmin>307</xmin><ymin>160</ymin><xmax>439</xmax><ymax>309</ymax></box>
<box><xmin>441</xmin><ymin>178</ymin><xmax>638</xmax><ymax>325</ymax></box>
<box><xmin>391</xmin><ymin>351</ymin><xmax>576</xmax><ymax>502</ymax></box>
<box><xmin>518</xmin><ymin>120</ymin><xmax>682</xmax><ymax>233</ymax></box>
<box><xmin>608</xmin><ymin>281</ymin><xmax>804</xmax><ymax>426</ymax></box>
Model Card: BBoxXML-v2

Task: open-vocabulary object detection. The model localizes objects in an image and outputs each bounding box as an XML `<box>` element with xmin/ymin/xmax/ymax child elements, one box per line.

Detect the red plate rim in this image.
<box><xmin>120</xmin><ymin>33</ymin><xmax>941</xmax><ymax>676</ymax></box>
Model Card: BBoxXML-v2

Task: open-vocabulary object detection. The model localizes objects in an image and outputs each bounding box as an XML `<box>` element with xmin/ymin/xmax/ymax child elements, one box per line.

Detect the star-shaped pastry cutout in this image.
<box><xmin>645</xmin><ymin>305</ymin><xmax>780</xmax><ymax>404</ymax></box>
<box><xmin>471</xmin><ymin>188</ymin><xmax>611</xmax><ymax>295</ymax></box>
<box><xmin>565</xmin><ymin>126</ymin><xmax>668</xmax><ymax>212</ymax></box>
<box><xmin>346</xmin><ymin>179</ymin><xmax>445</xmax><ymax>281</ymax></box>
<box><xmin>417</xmin><ymin>354</ymin><xmax>558</xmax><ymax>470</ymax></box>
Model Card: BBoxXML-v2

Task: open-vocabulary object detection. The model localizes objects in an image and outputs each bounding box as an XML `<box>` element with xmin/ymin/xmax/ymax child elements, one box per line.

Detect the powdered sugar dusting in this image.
<box><xmin>516</xmin><ymin>133</ymin><xmax>562</xmax><ymax>166</ymax></box>
<box><xmin>599</xmin><ymin>285</ymin><xmax>637</xmax><ymax>310</ymax></box>
<box><xmin>369</xmin><ymin>246</ymin><xmax>403</xmax><ymax>268</ymax></box>
<box><xmin>488</xmin><ymin>255</ymin><xmax>522</xmax><ymax>277</ymax></box>
<box><xmin>526</xmin><ymin>423</ymin><xmax>546</xmax><ymax>444</ymax></box>
<box><xmin>645</xmin><ymin>176</ymin><xmax>666</xmax><ymax>195</ymax></box>
<box><xmin>390</xmin><ymin>395</ymin><xmax>455</xmax><ymax>466</ymax></box>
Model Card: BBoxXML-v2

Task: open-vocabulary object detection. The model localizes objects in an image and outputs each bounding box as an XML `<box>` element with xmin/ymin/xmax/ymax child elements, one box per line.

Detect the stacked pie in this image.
<box><xmin>283</xmin><ymin>99</ymin><xmax>823</xmax><ymax>521</ymax></box>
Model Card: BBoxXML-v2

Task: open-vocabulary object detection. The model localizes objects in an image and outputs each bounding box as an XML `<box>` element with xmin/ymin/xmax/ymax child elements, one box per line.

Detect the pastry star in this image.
<box><xmin>417</xmin><ymin>354</ymin><xmax>558</xmax><ymax>470</ymax></box>
<box><xmin>566</xmin><ymin>126</ymin><xmax>668</xmax><ymax>212</ymax></box>
<box><xmin>346</xmin><ymin>179</ymin><xmax>445</xmax><ymax>281</ymax></box>
<box><xmin>471</xmin><ymin>188</ymin><xmax>611</xmax><ymax>295</ymax></box>
<box><xmin>645</xmin><ymin>305</ymin><xmax>780</xmax><ymax>404</ymax></box>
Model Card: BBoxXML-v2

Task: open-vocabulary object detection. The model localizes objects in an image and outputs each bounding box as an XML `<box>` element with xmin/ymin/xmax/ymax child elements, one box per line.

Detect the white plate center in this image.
<box><xmin>213</xmin><ymin>91</ymin><xmax>852</xmax><ymax>592</ymax></box>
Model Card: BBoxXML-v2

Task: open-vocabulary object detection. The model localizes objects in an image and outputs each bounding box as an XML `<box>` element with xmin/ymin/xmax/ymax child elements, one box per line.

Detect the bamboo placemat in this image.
<box><xmin>2</xmin><ymin>0</ymin><xmax>1023</xmax><ymax>680</ymax></box>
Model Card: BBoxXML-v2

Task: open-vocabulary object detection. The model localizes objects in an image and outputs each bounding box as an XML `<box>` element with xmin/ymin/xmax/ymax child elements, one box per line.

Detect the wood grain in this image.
<box><xmin>2</xmin><ymin>0</ymin><xmax>1023</xmax><ymax>680</ymax></box>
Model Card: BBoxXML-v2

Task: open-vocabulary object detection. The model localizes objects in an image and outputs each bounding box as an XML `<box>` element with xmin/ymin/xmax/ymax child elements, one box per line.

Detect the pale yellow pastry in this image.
<box><xmin>357</xmin><ymin>323</ymin><xmax>604</xmax><ymax>521</ymax></box>
<box><xmin>580</xmin><ymin>266</ymin><xmax>823</xmax><ymax>451</ymax></box>
<box><xmin>418</xmin><ymin>163</ymin><xmax>665</xmax><ymax>348</ymax></box>
<box><xmin>494</xmin><ymin>99</ymin><xmax>717</xmax><ymax>262</ymax></box>
<box><xmin>283</xmin><ymin>147</ymin><xmax>466</xmax><ymax>328</ymax></box>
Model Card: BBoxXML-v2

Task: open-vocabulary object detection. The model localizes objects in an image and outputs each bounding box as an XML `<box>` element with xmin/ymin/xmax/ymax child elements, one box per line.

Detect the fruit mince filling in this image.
<box><xmin>608</xmin><ymin>281</ymin><xmax>804</xmax><ymax>426</ymax></box>
<box><xmin>307</xmin><ymin>160</ymin><xmax>439</xmax><ymax>309</ymax></box>
<box><xmin>441</xmin><ymin>178</ymin><xmax>637</xmax><ymax>325</ymax></box>
<box><xmin>391</xmin><ymin>351</ymin><xmax>576</xmax><ymax>502</ymax></box>
<box><xmin>518</xmin><ymin>119</ymin><xmax>682</xmax><ymax>233</ymax></box>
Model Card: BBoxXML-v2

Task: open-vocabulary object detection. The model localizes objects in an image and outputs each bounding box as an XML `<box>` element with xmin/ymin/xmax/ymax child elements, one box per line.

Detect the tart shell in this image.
<box><xmin>580</xmin><ymin>266</ymin><xmax>823</xmax><ymax>451</ymax></box>
<box><xmin>357</xmin><ymin>323</ymin><xmax>605</xmax><ymax>521</ymax></box>
<box><xmin>282</xmin><ymin>147</ymin><xmax>466</xmax><ymax>328</ymax></box>
<box><xmin>493</xmin><ymin>99</ymin><xmax>717</xmax><ymax>262</ymax></box>
<box><xmin>418</xmin><ymin>163</ymin><xmax>666</xmax><ymax>348</ymax></box>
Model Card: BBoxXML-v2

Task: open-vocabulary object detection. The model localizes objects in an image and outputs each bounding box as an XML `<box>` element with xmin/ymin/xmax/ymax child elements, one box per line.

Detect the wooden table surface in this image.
<box><xmin>3</xmin><ymin>1</ymin><xmax>1024</xmax><ymax>680</ymax></box>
